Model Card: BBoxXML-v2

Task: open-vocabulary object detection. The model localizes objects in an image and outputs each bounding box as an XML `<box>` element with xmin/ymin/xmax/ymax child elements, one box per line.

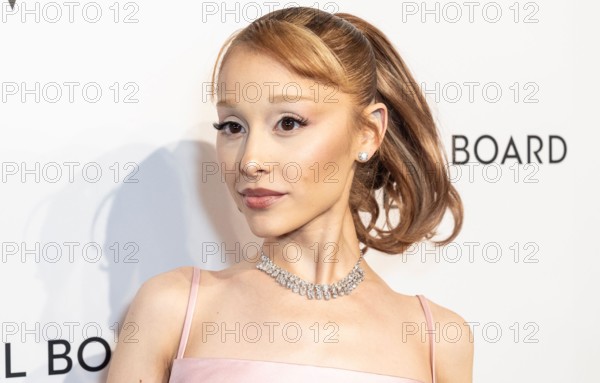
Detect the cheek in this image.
<box><xmin>215</xmin><ymin>139</ymin><xmax>240</xmax><ymax>195</ymax></box>
<box><xmin>215</xmin><ymin>135</ymin><xmax>230</xmax><ymax>164</ymax></box>
<box><xmin>289</xmin><ymin>126</ymin><xmax>353</xmax><ymax>193</ymax></box>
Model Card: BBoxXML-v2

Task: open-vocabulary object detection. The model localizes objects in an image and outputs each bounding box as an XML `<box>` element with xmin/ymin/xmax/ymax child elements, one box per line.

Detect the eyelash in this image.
<box><xmin>212</xmin><ymin>114</ymin><xmax>309</xmax><ymax>136</ymax></box>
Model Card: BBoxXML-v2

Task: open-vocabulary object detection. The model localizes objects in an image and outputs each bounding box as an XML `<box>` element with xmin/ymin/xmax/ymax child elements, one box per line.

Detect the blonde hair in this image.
<box><xmin>210</xmin><ymin>7</ymin><xmax>463</xmax><ymax>255</ymax></box>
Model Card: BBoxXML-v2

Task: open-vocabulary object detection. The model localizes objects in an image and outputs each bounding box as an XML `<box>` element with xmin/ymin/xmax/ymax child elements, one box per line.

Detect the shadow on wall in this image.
<box><xmin>101</xmin><ymin>139</ymin><xmax>255</xmax><ymax>330</ymax></box>
<box><xmin>32</xmin><ymin>139</ymin><xmax>255</xmax><ymax>383</ymax></box>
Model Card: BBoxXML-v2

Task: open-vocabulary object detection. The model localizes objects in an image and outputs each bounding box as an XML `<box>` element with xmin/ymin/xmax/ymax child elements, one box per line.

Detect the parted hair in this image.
<box><xmin>210</xmin><ymin>7</ymin><xmax>463</xmax><ymax>255</ymax></box>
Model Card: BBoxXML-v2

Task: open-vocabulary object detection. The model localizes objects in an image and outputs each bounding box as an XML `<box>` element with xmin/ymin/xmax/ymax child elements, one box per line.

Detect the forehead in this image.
<box><xmin>216</xmin><ymin>47</ymin><xmax>346</xmax><ymax>107</ymax></box>
<box><xmin>219</xmin><ymin>47</ymin><xmax>295</xmax><ymax>83</ymax></box>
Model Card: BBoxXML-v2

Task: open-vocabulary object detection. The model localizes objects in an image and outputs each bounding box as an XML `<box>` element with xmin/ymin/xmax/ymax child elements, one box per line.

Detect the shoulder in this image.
<box><xmin>107</xmin><ymin>266</ymin><xmax>205</xmax><ymax>381</ymax></box>
<box><xmin>130</xmin><ymin>266</ymin><xmax>227</xmax><ymax>328</ymax></box>
<box><xmin>137</xmin><ymin>265</ymin><xmax>197</xmax><ymax>296</ymax></box>
<box><xmin>123</xmin><ymin>266</ymin><xmax>198</xmax><ymax>353</ymax></box>
<box><xmin>133</xmin><ymin>266</ymin><xmax>196</xmax><ymax>315</ymax></box>
<box><xmin>131</xmin><ymin>266</ymin><xmax>230</xmax><ymax>325</ymax></box>
<box><xmin>422</xmin><ymin>296</ymin><xmax>474</xmax><ymax>383</ymax></box>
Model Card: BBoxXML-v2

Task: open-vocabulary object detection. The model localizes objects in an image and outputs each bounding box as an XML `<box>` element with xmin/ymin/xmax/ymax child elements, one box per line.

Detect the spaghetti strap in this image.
<box><xmin>176</xmin><ymin>267</ymin><xmax>201</xmax><ymax>359</ymax></box>
<box><xmin>416</xmin><ymin>294</ymin><xmax>436</xmax><ymax>383</ymax></box>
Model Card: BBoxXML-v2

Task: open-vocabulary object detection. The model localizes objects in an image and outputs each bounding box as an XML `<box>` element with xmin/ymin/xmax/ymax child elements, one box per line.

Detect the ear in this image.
<box><xmin>359</xmin><ymin>102</ymin><xmax>388</xmax><ymax>151</ymax></box>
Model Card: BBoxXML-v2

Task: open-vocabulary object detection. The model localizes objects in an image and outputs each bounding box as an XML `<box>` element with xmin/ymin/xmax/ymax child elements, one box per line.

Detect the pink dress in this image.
<box><xmin>168</xmin><ymin>267</ymin><xmax>436</xmax><ymax>383</ymax></box>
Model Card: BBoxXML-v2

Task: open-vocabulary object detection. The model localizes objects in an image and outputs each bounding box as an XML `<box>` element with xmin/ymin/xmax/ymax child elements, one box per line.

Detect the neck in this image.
<box><xmin>259</xmin><ymin>207</ymin><xmax>365</xmax><ymax>285</ymax></box>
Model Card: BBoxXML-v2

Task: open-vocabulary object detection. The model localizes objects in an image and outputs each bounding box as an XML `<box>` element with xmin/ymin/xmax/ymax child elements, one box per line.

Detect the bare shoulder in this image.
<box><xmin>137</xmin><ymin>265</ymin><xmax>196</xmax><ymax>297</ymax></box>
<box><xmin>106</xmin><ymin>266</ymin><xmax>201</xmax><ymax>382</ymax></box>
<box><xmin>422</xmin><ymin>296</ymin><xmax>475</xmax><ymax>383</ymax></box>
<box><xmin>131</xmin><ymin>266</ymin><xmax>195</xmax><ymax>321</ymax></box>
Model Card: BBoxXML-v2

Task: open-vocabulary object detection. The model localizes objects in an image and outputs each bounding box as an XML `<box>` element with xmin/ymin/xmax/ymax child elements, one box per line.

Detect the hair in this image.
<box><xmin>210</xmin><ymin>7</ymin><xmax>463</xmax><ymax>255</ymax></box>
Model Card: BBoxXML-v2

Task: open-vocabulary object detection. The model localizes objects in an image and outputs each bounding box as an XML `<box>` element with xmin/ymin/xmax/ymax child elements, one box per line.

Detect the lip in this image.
<box><xmin>239</xmin><ymin>187</ymin><xmax>286</xmax><ymax>197</ymax></box>
<box><xmin>238</xmin><ymin>188</ymin><xmax>287</xmax><ymax>209</ymax></box>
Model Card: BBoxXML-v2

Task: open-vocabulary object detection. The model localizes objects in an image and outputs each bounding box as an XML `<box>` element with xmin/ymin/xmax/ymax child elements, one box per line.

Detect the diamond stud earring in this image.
<box><xmin>357</xmin><ymin>152</ymin><xmax>369</xmax><ymax>162</ymax></box>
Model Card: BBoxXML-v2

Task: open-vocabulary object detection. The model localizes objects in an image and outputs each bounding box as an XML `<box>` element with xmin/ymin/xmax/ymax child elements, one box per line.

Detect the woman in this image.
<box><xmin>107</xmin><ymin>6</ymin><xmax>473</xmax><ymax>383</ymax></box>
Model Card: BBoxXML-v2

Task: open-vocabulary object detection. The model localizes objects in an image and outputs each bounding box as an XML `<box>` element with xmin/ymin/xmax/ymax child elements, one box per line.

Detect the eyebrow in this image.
<box><xmin>216</xmin><ymin>94</ymin><xmax>315</xmax><ymax>108</ymax></box>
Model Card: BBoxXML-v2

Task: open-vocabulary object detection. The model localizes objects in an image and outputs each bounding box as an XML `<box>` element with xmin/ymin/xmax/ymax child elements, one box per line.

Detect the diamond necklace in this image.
<box><xmin>255</xmin><ymin>245</ymin><xmax>366</xmax><ymax>300</ymax></box>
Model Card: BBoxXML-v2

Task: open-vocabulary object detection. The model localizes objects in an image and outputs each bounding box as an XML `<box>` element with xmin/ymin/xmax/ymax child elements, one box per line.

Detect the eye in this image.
<box><xmin>212</xmin><ymin>121</ymin><xmax>246</xmax><ymax>136</ymax></box>
<box><xmin>212</xmin><ymin>115</ymin><xmax>309</xmax><ymax>136</ymax></box>
<box><xmin>277</xmin><ymin>115</ymin><xmax>309</xmax><ymax>132</ymax></box>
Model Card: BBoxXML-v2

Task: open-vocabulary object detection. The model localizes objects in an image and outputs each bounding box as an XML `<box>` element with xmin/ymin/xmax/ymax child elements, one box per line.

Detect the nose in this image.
<box><xmin>239</xmin><ymin>127</ymin><xmax>269</xmax><ymax>179</ymax></box>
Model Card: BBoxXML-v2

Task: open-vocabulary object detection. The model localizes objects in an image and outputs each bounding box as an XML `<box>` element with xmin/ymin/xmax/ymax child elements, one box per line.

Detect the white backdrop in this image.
<box><xmin>1</xmin><ymin>0</ymin><xmax>598</xmax><ymax>382</ymax></box>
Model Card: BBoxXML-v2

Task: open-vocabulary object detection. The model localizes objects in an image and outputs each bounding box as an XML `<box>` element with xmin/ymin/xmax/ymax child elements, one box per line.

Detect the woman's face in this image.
<box><xmin>215</xmin><ymin>46</ymin><xmax>364</xmax><ymax>238</ymax></box>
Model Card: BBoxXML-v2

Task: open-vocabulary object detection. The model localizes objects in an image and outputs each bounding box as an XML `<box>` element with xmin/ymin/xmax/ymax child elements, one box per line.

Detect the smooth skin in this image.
<box><xmin>106</xmin><ymin>47</ymin><xmax>474</xmax><ymax>383</ymax></box>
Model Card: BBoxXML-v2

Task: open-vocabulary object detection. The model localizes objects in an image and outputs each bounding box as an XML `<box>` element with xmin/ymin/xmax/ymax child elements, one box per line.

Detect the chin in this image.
<box><xmin>245</xmin><ymin>216</ymin><xmax>293</xmax><ymax>239</ymax></box>
<box><xmin>247</xmin><ymin>224</ymin><xmax>287</xmax><ymax>239</ymax></box>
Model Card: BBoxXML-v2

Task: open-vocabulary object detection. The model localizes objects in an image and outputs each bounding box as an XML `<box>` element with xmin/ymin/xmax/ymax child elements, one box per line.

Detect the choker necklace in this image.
<box><xmin>256</xmin><ymin>245</ymin><xmax>366</xmax><ymax>300</ymax></box>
